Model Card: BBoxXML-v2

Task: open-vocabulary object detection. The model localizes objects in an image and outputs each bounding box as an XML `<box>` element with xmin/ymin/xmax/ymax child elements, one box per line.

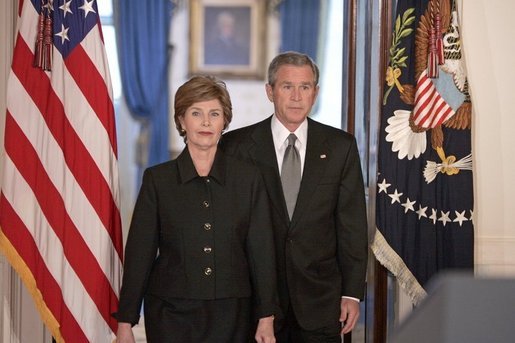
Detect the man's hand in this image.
<box><xmin>255</xmin><ymin>315</ymin><xmax>275</xmax><ymax>343</ymax></box>
<box><xmin>115</xmin><ymin>322</ymin><xmax>135</xmax><ymax>343</ymax></box>
<box><xmin>339</xmin><ymin>298</ymin><xmax>360</xmax><ymax>335</ymax></box>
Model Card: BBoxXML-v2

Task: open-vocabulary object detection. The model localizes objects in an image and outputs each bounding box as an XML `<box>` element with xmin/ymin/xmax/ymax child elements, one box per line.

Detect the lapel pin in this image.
<box><xmin>320</xmin><ymin>154</ymin><xmax>327</xmax><ymax>159</ymax></box>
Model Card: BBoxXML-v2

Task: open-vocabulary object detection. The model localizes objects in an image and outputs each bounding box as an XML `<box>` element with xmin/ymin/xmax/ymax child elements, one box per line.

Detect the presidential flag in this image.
<box><xmin>372</xmin><ymin>0</ymin><xmax>473</xmax><ymax>305</ymax></box>
<box><xmin>0</xmin><ymin>0</ymin><xmax>123</xmax><ymax>341</ymax></box>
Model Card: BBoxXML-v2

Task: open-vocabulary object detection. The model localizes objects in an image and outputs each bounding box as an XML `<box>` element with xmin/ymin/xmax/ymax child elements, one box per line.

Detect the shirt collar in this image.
<box><xmin>271</xmin><ymin>114</ymin><xmax>308</xmax><ymax>148</ymax></box>
<box><xmin>177</xmin><ymin>147</ymin><xmax>226</xmax><ymax>185</ymax></box>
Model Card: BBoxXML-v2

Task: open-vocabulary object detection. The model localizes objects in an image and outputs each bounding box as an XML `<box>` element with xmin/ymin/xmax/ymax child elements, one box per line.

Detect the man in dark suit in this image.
<box><xmin>220</xmin><ymin>51</ymin><xmax>368</xmax><ymax>342</ymax></box>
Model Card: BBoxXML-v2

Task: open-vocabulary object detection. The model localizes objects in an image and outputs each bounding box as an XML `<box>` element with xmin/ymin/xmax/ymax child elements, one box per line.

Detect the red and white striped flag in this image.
<box><xmin>412</xmin><ymin>69</ymin><xmax>455</xmax><ymax>128</ymax></box>
<box><xmin>0</xmin><ymin>0</ymin><xmax>123</xmax><ymax>342</ymax></box>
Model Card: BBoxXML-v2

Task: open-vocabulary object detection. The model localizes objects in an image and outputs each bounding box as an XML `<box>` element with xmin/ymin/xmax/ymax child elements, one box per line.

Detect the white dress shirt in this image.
<box><xmin>271</xmin><ymin>114</ymin><xmax>308</xmax><ymax>176</ymax></box>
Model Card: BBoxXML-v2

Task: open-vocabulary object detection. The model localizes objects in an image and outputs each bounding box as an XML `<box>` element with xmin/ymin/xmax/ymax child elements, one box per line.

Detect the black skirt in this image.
<box><xmin>143</xmin><ymin>294</ymin><xmax>251</xmax><ymax>343</ymax></box>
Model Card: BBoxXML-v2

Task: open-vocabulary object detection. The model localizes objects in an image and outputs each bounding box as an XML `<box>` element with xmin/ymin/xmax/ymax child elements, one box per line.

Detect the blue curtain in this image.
<box><xmin>115</xmin><ymin>0</ymin><xmax>173</xmax><ymax>168</ymax></box>
<box><xmin>278</xmin><ymin>0</ymin><xmax>320</xmax><ymax>61</ymax></box>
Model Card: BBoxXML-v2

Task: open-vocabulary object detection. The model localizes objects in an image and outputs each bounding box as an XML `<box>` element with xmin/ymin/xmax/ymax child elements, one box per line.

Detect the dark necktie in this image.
<box><xmin>281</xmin><ymin>134</ymin><xmax>301</xmax><ymax>219</ymax></box>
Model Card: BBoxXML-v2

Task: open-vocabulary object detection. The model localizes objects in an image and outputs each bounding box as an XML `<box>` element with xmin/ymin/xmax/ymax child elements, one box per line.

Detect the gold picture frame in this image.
<box><xmin>189</xmin><ymin>0</ymin><xmax>266</xmax><ymax>79</ymax></box>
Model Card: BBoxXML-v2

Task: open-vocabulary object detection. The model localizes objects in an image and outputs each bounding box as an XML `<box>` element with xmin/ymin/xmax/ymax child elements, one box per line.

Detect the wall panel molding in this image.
<box><xmin>477</xmin><ymin>236</ymin><xmax>515</xmax><ymax>268</ymax></box>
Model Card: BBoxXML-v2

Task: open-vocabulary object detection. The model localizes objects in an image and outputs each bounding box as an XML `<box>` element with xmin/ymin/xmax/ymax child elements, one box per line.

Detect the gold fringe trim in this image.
<box><xmin>0</xmin><ymin>228</ymin><xmax>65</xmax><ymax>342</ymax></box>
<box><xmin>371</xmin><ymin>228</ymin><xmax>427</xmax><ymax>306</ymax></box>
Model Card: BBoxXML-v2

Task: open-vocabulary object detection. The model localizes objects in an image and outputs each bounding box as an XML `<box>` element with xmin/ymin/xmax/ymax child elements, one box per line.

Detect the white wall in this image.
<box><xmin>459</xmin><ymin>0</ymin><xmax>515</xmax><ymax>277</ymax></box>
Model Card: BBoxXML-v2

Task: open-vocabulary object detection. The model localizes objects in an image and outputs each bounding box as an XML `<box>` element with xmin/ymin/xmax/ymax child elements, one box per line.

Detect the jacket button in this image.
<box><xmin>204</xmin><ymin>267</ymin><xmax>213</xmax><ymax>276</ymax></box>
<box><xmin>203</xmin><ymin>201</ymin><xmax>210</xmax><ymax>208</ymax></box>
<box><xmin>203</xmin><ymin>246</ymin><xmax>212</xmax><ymax>253</ymax></box>
<box><xmin>204</xmin><ymin>223</ymin><xmax>212</xmax><ymax>230</ymax></box>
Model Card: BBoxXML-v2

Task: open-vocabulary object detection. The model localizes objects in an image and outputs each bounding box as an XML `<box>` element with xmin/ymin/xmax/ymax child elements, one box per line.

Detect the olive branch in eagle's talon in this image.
<box><xmin>383</xmin><ymin>7</ymin><xmax>416</xmax><ymax>105</ymax></box>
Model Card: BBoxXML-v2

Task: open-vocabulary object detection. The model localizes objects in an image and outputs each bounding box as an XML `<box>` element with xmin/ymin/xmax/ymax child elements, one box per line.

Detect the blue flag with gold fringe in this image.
<box><xmin>372</xmin><ymin>0</ymin><xmax>474</xmax><ymax>305</ymax></box>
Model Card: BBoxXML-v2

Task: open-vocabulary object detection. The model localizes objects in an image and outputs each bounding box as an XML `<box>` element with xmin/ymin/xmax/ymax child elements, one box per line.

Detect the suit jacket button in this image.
<box><xmin>204</xmin><ymin>223</ymin><xmax>212</xmax><ymax>230</ymax></box>
<box><xmin>203</xmin><ymin>246</ymin><xmax>212</xmax><ymax>253</ymax></box>
<box><xmin>203</xmin><ymin>201</ymin><xmax>210</xmax><ymax>208</ymax></box>
<box><xmin>204</xmin><ymin>267</ymin><xmax>213</xmax><ymax>276</ymax></box>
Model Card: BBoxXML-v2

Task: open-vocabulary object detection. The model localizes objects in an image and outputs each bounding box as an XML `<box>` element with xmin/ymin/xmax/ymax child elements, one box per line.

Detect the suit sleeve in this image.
<box><xmin>246</xmin><ymin>169</ymin><xmax>279</xmax><ymax>319</ymax></box>
<box><xmin>114</xmin><ymin>169</ymin><xmax>160</xmax><ymax>325</ymax></box>
<box><xmin>337</xmin><ymin>137</ymin><xmax>369</xmax><ymax>300</ymax></box>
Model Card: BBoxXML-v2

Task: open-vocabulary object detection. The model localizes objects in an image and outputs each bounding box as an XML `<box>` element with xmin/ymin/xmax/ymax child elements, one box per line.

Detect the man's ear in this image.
<box><xmin>314</xmin><ymin>85</ymin><xmax>320</xmax><ymax>101</ymax></box>
<box><xmin>265</xmin><ymin>83</ymin><xmax>274</xmax><ymax>102</ymax></box>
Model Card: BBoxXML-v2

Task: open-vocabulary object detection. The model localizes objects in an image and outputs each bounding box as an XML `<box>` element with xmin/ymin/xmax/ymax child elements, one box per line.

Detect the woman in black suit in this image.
<box><xmin>114</xmin><ymin>75</ymin><xmax>277</xmax><ymax>343</ymax></box>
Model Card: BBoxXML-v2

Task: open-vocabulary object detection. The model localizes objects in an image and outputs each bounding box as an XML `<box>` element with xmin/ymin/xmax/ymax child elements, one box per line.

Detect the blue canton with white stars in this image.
<box><xmin>32</xmin><ymin>0</ymin><xmax>99</xmax><ymax>58</ymax></box>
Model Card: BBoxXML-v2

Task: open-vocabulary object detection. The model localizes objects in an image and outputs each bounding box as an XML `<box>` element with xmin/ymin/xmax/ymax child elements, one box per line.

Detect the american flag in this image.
<box><xmin>0</xmin><ymin>0</ymin><xmax>123</xmax><ymax>341</ymax></box>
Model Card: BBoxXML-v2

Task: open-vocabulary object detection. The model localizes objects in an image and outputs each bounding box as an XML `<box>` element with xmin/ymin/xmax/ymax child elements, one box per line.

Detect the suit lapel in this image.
<box><xmin>247</xmin><ymin>118</ymin><xmax>290</xmax><ymax>225</ymax></box>
<box><xmin>290</xmin><ymin>119</ymin><xmax>329</xmax><ymax>227</ymax></box>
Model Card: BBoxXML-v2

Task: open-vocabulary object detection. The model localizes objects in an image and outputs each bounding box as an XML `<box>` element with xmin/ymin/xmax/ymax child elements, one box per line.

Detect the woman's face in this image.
<box><xmin>179</xmin><ymin>99</ymin><xmax>225</xmax><ymax>151</ymax></box>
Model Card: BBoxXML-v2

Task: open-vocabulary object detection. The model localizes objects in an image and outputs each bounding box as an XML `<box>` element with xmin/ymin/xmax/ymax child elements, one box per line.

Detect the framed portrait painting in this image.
<box><xmin>189</xmin><ymin>0</ymin><xmax>266</xmax><ymax>79</ymax></box>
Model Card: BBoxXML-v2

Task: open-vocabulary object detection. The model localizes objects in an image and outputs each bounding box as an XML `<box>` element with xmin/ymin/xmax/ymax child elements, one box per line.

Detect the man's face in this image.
<box><xmin>266</xmin><ymin>65</ymin><xmax>319</xmax><ymax>132</ymax></box>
